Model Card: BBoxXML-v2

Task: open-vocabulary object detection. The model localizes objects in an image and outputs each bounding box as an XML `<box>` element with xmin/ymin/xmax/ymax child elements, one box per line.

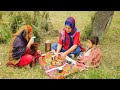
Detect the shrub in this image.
<box><xmin>81</xmin><ymin>14</ymin><xmax>95</xmax><ymax>41</ymax></box>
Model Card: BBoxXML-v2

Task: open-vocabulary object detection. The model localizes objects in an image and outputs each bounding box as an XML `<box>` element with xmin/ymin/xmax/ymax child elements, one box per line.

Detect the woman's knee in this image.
<box><xmin>26</xmin><ymin>54</ymin><xmax>34</xmax><ymax>61</ymax></box>
<box><xmin>76</xmin><ymin>47</ymin><xmax>81</xmax><ymax>52</ymax></box>
<box><xmin>52</xmin><ymin>43</ymin><xmax>58</xmax><ymax>51</ymax></box>
<box><xmin>18</xmin><ymin>54</ymin><xmax>34</xmax><ymax>66</ymax></box>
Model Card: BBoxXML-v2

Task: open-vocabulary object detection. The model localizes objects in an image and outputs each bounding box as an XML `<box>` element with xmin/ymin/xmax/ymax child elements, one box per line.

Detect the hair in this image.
<box><xmin>26</xmin><ymin>25</ymin><xmax>32</xmax><ymax>33</ymax></box>
<box><xmin>12</xmin><ymin>25</ymin><xmax>32</xmax><ymax>42</ymax></box>
<box><xmin>89</xmin><ymin>36</ymin><xmax>99</xmax><ymax>45</ymax></box>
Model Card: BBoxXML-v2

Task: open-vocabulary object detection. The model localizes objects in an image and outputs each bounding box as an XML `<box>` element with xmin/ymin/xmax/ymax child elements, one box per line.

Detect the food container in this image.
<box><xmin>45</xmin><ymin>40</ymin><xmax>51</xmax><ymax>52</ymax></box>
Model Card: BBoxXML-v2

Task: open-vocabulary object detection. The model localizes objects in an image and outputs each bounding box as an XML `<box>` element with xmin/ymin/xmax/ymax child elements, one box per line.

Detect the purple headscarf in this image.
<box><xmin>59</xmin><ymin>17</ymin><xmax>79</xmax><ymax>50</ymax></box>
<box><xmin>65</xmin><ymin>16</ymin><xmax>75</xmax><ymax>30</ymax></box>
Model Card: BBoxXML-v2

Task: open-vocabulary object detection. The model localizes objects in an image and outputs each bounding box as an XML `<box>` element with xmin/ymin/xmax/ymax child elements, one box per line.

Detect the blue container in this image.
<box><xmin>67</xmin><ymin>60</ymin><xmax>72</xmax><ymax>64</ymax></box>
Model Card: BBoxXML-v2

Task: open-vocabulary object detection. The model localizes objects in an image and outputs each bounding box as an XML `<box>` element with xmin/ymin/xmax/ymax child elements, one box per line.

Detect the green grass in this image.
<box><xmin>0</xmin><ymin>11</ymin><xmax>120</xmax><ymax>79</ymax></box>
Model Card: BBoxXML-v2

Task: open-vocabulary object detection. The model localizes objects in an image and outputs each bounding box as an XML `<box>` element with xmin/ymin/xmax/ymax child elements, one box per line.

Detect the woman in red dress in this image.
<box><xmin>7</xmin><ymin>25</ymin><xmax>41</xmax><ymax>68</ymax></box>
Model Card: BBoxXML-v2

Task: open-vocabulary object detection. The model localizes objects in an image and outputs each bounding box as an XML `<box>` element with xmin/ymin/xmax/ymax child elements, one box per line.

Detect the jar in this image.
<box><xmin>45</xmin><ymin>40</ymin><xmax>51</xmax><ymax>52</ymax></box>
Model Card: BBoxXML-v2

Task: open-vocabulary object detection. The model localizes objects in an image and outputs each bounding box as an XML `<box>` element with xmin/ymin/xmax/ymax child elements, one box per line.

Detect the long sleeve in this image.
<box><xmin>24</xmin><ymin>46</ymin><xmax>33</xmax><ymax>54</ymax></box>
<box><xmin>79</xmin><ymin>46</ymin><xmax>102</xmax><ymax>67</ymax></box>
<box><xmin>80</xmin><ymin>54</ymin><xmax>94</xmax><ymax>63</ymax></box>
<box><xmin>73</xmin><ymin>32</ymin><xmax>80</xmax><ymax>46</ymax></box>
<box><xmin>58</xmin><ymin>33</ymin><xmax>63</xmax><ymax>45</ymax></box>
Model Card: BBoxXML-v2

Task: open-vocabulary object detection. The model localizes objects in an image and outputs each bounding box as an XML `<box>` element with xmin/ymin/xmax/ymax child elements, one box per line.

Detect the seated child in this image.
<box><xmin>77</xmin><ymin>36</ymin><xmax>102</xmax><ymax>68</ymax></box>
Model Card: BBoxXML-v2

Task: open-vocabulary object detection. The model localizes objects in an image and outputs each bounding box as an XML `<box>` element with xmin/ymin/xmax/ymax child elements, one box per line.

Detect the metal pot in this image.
<box><xmin>45</xmin><ymin>40</ymin><xmax>51</xmax><ymax>52</ymax></box>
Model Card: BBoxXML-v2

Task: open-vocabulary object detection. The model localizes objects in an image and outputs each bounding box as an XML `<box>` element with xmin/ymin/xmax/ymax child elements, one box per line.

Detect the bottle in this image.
<box><xmin>51</xmin><ymin>55</ymin><xmax>55</xmax><ymax>60</ymax></box>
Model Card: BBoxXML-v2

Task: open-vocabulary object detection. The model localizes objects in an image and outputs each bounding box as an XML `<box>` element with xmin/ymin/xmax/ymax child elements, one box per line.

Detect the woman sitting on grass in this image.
<box><xmin>77</xmin><ymin>36</ymin><xmax>102</xmax><ymax>68</ymax></box>
<box><xmin>52</xmin><ymin>16</ymin><xmax>85</xmax><ymax>60</ymax></box>
<box><xmin>7</xmin><ymin>25</ymin><xmax>41</xmax><ymax>68</ymax></box>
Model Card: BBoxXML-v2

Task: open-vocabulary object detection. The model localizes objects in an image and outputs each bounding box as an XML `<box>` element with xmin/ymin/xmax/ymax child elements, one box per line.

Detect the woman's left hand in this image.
<box><xmin>37</xmin><ymin>50</ymin><xmax>42</xmax><ymax>55</ymax></box>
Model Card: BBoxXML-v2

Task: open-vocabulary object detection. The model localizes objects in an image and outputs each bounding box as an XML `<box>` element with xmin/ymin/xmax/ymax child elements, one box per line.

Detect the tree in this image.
<box><xmin>91</xmin><ymin>11</ymin><xmax>114</xmax><ymax>40</ymax></box>
<box><xmin>82</xmin><ymin>11</ymin><xmax>114</xmax><ymax>41</ymax></box>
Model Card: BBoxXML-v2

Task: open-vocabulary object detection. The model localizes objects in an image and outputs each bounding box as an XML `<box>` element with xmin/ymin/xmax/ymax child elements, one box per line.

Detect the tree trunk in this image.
<box><xmin>91</xmin><ymin>11</ymin><xmax>114</xmax><ymax>40</ymax></box>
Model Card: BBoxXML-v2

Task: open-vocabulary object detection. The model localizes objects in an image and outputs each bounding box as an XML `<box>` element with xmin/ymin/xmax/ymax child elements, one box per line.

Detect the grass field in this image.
<box><xmin>0</xmin><ymin>11</ymin><xmax>120</xmax><ymax>79</ymax></box>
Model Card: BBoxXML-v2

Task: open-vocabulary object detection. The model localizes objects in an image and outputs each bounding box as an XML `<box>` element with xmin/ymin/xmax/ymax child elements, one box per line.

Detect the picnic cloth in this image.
<box><xmin>39</xmin><ymin>52</ymin><xmax>87</xmax><ymax>79</ymax></box>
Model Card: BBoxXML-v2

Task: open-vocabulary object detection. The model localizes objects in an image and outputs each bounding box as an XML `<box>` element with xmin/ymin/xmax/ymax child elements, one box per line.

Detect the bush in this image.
<box><xmin>0</xmin><ymin>23</ymin><xmax>12</xmax><ymax>43</ymax></box>
<box><xmin>10</xmin><ymin>15</ymin><xmax>23</xmax><ymax>33</ymax></box>
<box><xmin>81</xmin><ymin>14</ymin><xmax>95</xmax><ymax>41</ymax></box>
<box><xmin>0</xmin><ymin>11</ymin><xmax>56</xmax><ymax>43</ymax></box>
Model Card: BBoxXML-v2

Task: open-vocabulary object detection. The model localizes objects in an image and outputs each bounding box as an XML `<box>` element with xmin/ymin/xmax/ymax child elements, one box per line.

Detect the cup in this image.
<box><xmin>51</xmin><ymin>55</ymin><xmax>55</xmax><ymax>60</ymax></box>
<box><xmin>58</xmin><ymin>67</ymin><xmax>63</xmax><ymax>73</ymax></box>
<box><xmin>32</xmin><ymin>36</ymin><xmax>37</xmax><ymax>43</ymax></box>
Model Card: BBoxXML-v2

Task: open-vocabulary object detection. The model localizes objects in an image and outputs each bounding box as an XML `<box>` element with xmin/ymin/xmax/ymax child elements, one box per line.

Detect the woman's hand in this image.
<box><xmin>61</xmin><ymin>52</ymin><xmax>67</xmax><ymax>60</ymax></box>
<box><xmin>37</xmin><ymin>50</ymin><xmax>42</xmax><ymax>55</ymax></box>
<box><xmin>55</xmin><ymin>52</ymin><xmax>59</xmax><ymax>58</ymax></box>
<box><xmin>29</xmin><ymin>38</ymin><xmax>34</xmax><ymax>45</ymax></box>
<box><xmin>27</xmin><ymin>38</ymin><xmax>34</xmax><ymax>48</ymax></box>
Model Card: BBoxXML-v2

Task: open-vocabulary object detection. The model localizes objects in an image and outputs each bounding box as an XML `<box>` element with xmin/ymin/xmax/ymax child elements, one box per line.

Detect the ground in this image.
<box><xmin>0</xmin><ymin>11</ymin><xmax>120</xmax><ymax>79</ymax></box>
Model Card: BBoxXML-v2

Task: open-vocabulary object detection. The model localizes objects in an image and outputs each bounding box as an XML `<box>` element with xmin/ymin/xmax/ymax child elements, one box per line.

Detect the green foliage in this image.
<box><xmin>0</xmin><ymin>11</ymin><xmax>56</xmax><ymax>43</ymax></box>
<box><xmin>81</xmin><ymin>23</ymin><xmax>92</xmax><ymax>41</ymax></box>
<box><xmin>10</xmin><ymin>15</ymin><xmax>23</xmax><ymax>33</ymax></box>
<box><xmin>0</xmin><ymin>23</ymin><xmax>12</xmax><ymax>43</ymax></box>
<box><xmin>0</xmin><ymin>12</ymin><xmax>12</xmax><ymax>43</ymax></box>
<box><xmin>32</xmin><ymin>11</ymin><xmax>43</xmax><ymax>42</ymax></box>
<box><xmin>0</xmin><ymin>11</ymin><xmax>41</xmax><ymax>43</ymax></box>
<box><xmin>81</xmin><ymin>14</ymin><xmax>95</xmax><ymax>41</ymax></box>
